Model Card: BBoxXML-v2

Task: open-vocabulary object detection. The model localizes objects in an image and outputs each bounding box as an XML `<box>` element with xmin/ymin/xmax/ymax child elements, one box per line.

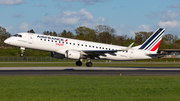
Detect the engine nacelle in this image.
<box><xmin>51</xmin><ymin>52</ymin><xmax>65</xmax><ymax>59</ymax></box>
<box><xmin>65</xmin><ymin>50</ymin><xmax>82</xmax><ymax>60</ymax></box>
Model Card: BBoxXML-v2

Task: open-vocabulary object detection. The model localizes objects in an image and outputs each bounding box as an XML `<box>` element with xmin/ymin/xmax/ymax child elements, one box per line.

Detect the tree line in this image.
<box><xmin>0</xmin><ymin>25</ymin><xmax>180</xmax><ymax>56</ymax></box>
<box><xmin>42</xmin><ymin>25</ymin><xmax>180</xmax><ymax>49</ymax></box>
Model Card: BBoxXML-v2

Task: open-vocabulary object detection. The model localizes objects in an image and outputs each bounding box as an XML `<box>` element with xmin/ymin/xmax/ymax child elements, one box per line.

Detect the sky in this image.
<box><xmin>1</xmin><ymin>0</ymin><xmax>180</xmax><ymax>37</ymax></box>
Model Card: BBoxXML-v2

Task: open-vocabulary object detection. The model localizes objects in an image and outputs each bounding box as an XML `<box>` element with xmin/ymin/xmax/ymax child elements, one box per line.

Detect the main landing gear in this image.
<box><xmin>76</xmin><ymin>59</ymin><xmax>93</xmax><ymax>67</ymax></box>
<box><xmin>76</xmin><ymin>60</ymin><xmax>82</xmax><ymax>66</ymax></box>
<box><xmin>86</xmin><ymin>59</ymin><xmax>93</xmax><ymax>67</ymax></box>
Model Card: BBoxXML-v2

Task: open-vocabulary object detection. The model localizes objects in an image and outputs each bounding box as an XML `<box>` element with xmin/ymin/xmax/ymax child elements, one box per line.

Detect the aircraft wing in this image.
<box><xmin>80</xmin><ymin>50</ymin><xmax>122</xmax><ymax>59</ymax></box>
<box><xmin>82</xmin><ymin>50</ymin><xmax>119</xmax><ymax>55</ymax></box>
<box><xmin>81</xmin><ymin>42</ymin><xmax>134</xmax><ymax>56</ymax></box>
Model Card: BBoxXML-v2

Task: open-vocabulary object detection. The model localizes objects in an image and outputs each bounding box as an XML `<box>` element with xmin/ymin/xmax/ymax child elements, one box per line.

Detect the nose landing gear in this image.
<box><xmin>20</xmin><ymin>47</ymin><xmax>25</xmax><ymax>57</ymax></box>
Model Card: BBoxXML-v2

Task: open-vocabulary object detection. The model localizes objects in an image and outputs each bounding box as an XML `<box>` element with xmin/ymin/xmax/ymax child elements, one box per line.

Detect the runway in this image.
<box><xmin>0</xmin><ymin>67</ymin><xmax>180</xmax><ymax>75</ymax></box>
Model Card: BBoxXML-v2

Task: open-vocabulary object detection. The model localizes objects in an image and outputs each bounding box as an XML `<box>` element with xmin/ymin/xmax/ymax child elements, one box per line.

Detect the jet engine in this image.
<box><xmin>51</xmin><ymin>52</ymin><xmax>65</xmax><ymax>59</ymax></box>
<box><xmin>65</xmin><ymin>50</ymin><xmax>82</xmax><ymax>59</ymax></box>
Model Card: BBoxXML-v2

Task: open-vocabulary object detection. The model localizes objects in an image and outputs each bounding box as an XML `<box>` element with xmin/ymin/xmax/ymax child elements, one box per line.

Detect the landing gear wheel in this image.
<box><xmin>20</xmin><ymin>53</ymin><xmax>24</xmax><ymax>57</ymax></box>
<box><xmin>20</xmin><ymin>47</ymin><xmax>25</xmax><ymax>57</ymax></box>
<box><xmin>76</xmin><ymin>61</ymin><xmax>82</xmax><ymax>66</ymax></box>
<box><xmin>86</xmin><ymin>62</ymin><xmax>93</xmax><ymax>67</ymax></box>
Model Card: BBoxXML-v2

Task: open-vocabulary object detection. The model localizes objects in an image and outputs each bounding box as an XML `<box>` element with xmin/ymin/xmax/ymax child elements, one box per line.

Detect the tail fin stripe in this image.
<box><xmin>150</xmin><ymin>40</ymin><xmax>161</xmax><ymax>51</ymax></box>
<box><xmin>139</xmin><ymin>28</ymin><xmax>163</xmax><ymax>49</ymax></box>
<box><xmin>147</xmin><ymin>36</ymin><xmax>161</xmax><ymax>51</ymax></box>
<box><xmin>147</xmin><ymin>30</ymin><xmax>164</xmax><ymax>51</ymax></box>
<box><xmin>144</xmin><ymin>30</ymin><xmax>164</xmax><ymax>50</ymax></box>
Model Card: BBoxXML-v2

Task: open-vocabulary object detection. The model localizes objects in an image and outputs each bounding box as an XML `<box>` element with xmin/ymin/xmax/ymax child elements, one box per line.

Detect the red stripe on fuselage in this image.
<box><xmin>150</xmin><ymin>40</ymin><xmax>161</xmax><ymax>51</ymax></box>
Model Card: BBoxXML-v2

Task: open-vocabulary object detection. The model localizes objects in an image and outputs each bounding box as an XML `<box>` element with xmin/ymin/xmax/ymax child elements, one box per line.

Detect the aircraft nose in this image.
<box><xmin>4</xmin><ymin>38</ymin><xmax>11</xmax><ymax>44</ymax></box>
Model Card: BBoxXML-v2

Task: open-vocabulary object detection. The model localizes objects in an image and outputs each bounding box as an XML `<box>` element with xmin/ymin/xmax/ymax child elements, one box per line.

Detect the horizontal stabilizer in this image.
<box><xmin>146</xmin><ymin>53</ymin><xmax>166</xmax><ymax>58</ymax></box>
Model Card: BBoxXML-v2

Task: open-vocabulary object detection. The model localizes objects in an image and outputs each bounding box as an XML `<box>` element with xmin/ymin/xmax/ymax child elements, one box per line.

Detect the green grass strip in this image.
<box><xmin>0</xmin><ymin>75</ymin><xmax>180</xmax><ymax>101</ymax></box>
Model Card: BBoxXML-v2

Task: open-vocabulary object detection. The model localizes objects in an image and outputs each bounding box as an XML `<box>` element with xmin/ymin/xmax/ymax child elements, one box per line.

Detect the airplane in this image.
<box><xmin>4</xmin><ymin>28</ymin><xmax>165</xmax><ymax>67</ymax></box>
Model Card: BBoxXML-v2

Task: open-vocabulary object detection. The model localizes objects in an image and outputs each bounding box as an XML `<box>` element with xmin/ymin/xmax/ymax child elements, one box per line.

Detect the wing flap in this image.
<box><xmin>82</xmin><ymin>50</ymin><xmax>119</xmax><ymax>55</ymax></box>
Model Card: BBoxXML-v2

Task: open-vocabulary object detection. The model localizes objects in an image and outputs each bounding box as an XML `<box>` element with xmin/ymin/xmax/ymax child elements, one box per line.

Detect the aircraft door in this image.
<box><xmin>130</xmin><ymin>49</ymin><xmax>134</xmax><ymax>58</ymax></box>
<box><xmin>28</xmin><ymin>33</ymin><xmax>34</xmax><ymax>44</ymax></box>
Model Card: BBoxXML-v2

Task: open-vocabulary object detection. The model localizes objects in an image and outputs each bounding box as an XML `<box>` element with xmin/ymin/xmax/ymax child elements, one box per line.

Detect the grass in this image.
<box><xmin>0</xmin><ymin>62</ymin><xmax>180</xmax><ymax>67</ymax></box>
<box><xmin>0</xmin><ymin>75</ymin><xmax>180</xmax><ymax>101</ymax></box>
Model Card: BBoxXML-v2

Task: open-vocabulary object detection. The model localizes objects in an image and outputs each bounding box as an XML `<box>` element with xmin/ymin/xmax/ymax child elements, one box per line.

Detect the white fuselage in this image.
<box><xmin>4</xmin><ymin>33</ymin><xmax>153</xmax><ymax>60</ymax></box>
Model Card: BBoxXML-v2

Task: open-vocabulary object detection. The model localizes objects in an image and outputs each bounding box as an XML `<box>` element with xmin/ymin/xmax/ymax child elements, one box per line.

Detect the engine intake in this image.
<box><xmin>65</xmin><ymin>50</ymin><xmax>82</xmax><ymax>59</ymax></box>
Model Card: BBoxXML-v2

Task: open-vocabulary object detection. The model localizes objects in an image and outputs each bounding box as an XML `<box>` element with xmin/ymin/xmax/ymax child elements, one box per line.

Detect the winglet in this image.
<box><xmin>127</xmin><ymin>42</ymin><xmax>134</xmax><ymax>50</ymax></box>
<box><xmin>121</xmin><ymin>42</ymin><xmax>134</xmax><ymax>51</ymax></box>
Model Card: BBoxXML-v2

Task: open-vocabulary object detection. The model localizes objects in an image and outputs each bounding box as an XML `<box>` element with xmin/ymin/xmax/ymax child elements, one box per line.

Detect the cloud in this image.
<box><xmin>18</xmin><ymin>22</ymin><xmax>31</xmax><ymax>32</ymax></box>
<box><xmin>138</xmin><ymin>24</ymin><xmax>150</xmax><ymax>31</ymax></box>
<box><xmin>157</xmin><ymin>10</ymin><xmax>180</xmax><ymax>34</ymax></box>
<box><xmin>145</xmin><ymin>12</ymin><xmax>158</xmax><ymax>19</ymax></box>
<box><xmin>169</xmin><ymin>4</ymin><xmax>180</xmax><ymax>8</ymax></box>
<box><xmin>158</xmin><ymin>20</ymin><xmax>180</xmax><ymax>36</ymax></box>
<box><xmin>0</xmin><ymin>0</ymin><xmax>24</xmax><ymax>5</ymax></box>
<box><xmin>158</xmin><ymin>20</ymin><xmax>179</xmax><ymax>28</ymax></box>
<box><xmin>40</xmin><ymin>8</ymin><xmax>106</xmax><ymax>31</ymax></box>
<box><xmin>15</xmin><ymin>9</ymin><xmax>106</xmax><ymax>34</ymax></box>
<box><xmin>116</xmin><ymin>24</ymin><xmax>153</xmax><ymax>38</ymax></box>
<box><xmin>12</xmin><ymin>13</ymin><xmax>23</xmax><ymax>18</ymax></box>
<box><xmin>64</xmin><ymin>0</ymin><xmax>111</xmax><ymax>5</ymax></box>
<box><xmin>33</xmin><ymin>3</ymin><xmax>47</xmax><ymax>7</ymax></box>
<box><xmin>115</xmin><ymin>24</ymin><xmax>133</xmax><ymax>37</ymax></box>
<box><xmin>161</xmin><ymin>10</ymin><xmax>179</xmax><ymax>21</ymax></box>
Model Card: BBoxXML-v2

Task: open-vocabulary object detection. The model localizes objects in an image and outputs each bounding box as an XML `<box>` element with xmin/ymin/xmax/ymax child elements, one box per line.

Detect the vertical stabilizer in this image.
<box><xmin>139</xmin><ymin>28</ymin><xmax>165</xmax><ymax>52</ymax></box>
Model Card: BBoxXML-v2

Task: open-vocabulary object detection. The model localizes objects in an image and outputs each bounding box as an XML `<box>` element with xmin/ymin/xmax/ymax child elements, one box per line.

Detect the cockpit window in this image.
<box><xmin>13</xmin><ymin>34</ymin><xmax>22</xmax><ymax>38</ymax></box>
<box><xmin>18</xmin><ymin>35</ymin><xmax>22</xmax><ymax>37</ymax></box>
<box><xmin>13</xmin><ymin>34</ymin><xmax>18</xmax><ymax>37</ymax></box>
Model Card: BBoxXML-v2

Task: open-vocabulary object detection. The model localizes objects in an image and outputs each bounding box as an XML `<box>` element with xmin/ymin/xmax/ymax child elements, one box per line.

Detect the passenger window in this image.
<box><xmin>73</xmin><ymin>43</ymin><xmax>75</xmax><ymax>45</ymax></box>
<box><xmin>89</xmin><ymin>45</ymin><xmax>91</xmax><ymax>47</ymax></box>
<box><xmin>81</xmin><ymin>44</ymin><xmax>83</xmax><ymax>46</ymax></box>
<box><xmin>92</xmin><ymin>46</ymin><xmax>94</xmax><ymax>48</ymax></box>
<box><xmin>85</xmin><ymin>45</ymin><xmax>87</xmax><ymax>47</ymax></box>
